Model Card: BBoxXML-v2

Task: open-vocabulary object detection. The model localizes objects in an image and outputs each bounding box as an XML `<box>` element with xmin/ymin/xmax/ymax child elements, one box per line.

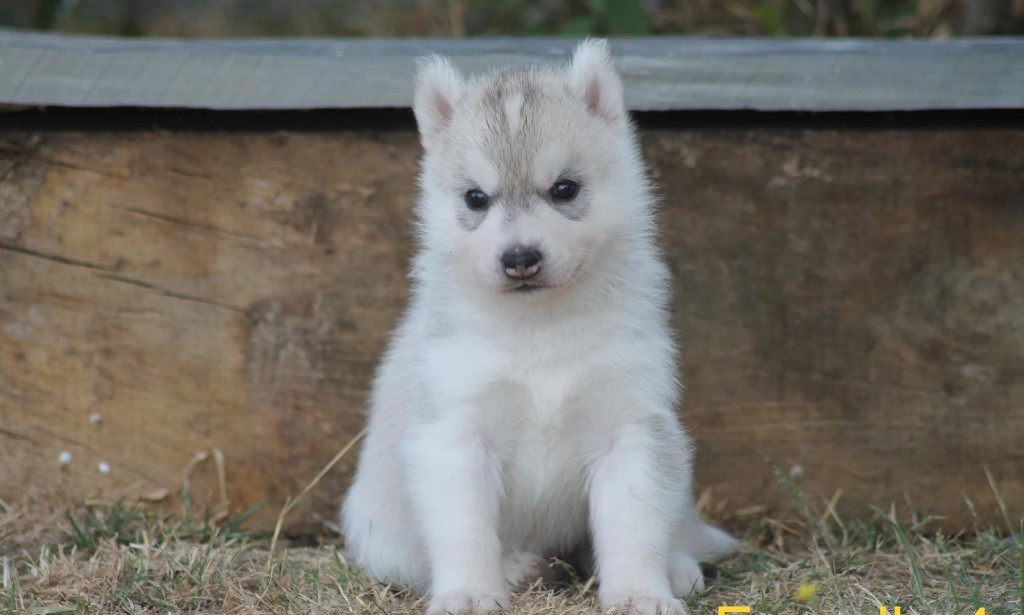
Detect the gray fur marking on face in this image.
<box><xmin>451</xmin><ymin>68</ymin><xmax>592</xmax><ymax>231</ymax></box>
<box><xmin>456</xmin><ymin>203</ymin><xmax>488</xmax><ymax>231</ymax></box>
<box><xmin>550</xmin><ymin>191</ymin><xmax>589</xmax><ymax>221</ymax></box>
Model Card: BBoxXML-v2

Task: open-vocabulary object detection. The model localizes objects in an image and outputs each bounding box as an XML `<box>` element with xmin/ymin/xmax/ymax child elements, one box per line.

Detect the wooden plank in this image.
<box><xmin>1</xmin><ymin>31</ymin><xmax>1023</xmax><ymax>111</ymax></box>
<box><xmin>1</xmin><ymin>126</ymin><xmax>1022</xmax><ymax>532</ymax></box>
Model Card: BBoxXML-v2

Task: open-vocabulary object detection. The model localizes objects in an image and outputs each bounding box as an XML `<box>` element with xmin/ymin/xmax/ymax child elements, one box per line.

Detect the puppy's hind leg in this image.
<box><xmin>669</xmin><ymin>514</ymin><xmax>739</xmax><ymax>598</ymax></box>
<box><xmin>502</xmin><ymin>550</ymin><xmax>547</xmax><ymax>591</ymax></box>
<box><xmin>341</xmin><ymin>425</ymin><xmax>429</xmax><ymax>589</ymax></box>
<box><xmin>667</xmin><ymin>549</ymin><xmax>703</xmax><ymax>599</ymax></box>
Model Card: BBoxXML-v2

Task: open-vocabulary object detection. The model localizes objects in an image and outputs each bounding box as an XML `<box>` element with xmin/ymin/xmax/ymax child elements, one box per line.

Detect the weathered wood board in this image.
<box><xmin>1</xmin><ymin>122</ymin><xmax>1023</xmax><ymax>534</ymax></box>
<box><xmin>3</xmin><ymin>31</ymin><xmax>1024</xmax><ymax>111</ymax></box>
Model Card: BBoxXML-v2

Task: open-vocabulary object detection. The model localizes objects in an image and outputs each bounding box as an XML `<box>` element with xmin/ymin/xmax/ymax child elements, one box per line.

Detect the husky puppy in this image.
<box><xmin>341</xmin><ymin>39</ymin><xmax>737</xmax><ymax>614</ymax></box>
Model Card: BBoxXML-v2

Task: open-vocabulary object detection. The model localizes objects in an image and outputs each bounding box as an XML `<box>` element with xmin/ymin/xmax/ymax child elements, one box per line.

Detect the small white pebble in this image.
<box><xmin>97</xmin><ymin>461</ymin><xmax>111</xmax><ymax>475</ymax></box>
<box><xmin>89</xmin><ymin>412</ymin><xmax>103</xmax><ymax>425</ymax></box>
<box><xmin>789</xmin><ymin>464</ymin><xmax>804</xmax><ymax>479</ymax></box>
<box><xmin>58</xmin><ymin>451</ymin><xmax>72</xmax><ymax>466</ymax></box>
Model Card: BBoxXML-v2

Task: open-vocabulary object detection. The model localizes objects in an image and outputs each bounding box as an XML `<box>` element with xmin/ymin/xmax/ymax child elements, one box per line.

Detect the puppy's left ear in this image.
<box><xmin>570</xmin><ymin>39</ymin><xmax>625</xmax><ymax>129</ymax></box>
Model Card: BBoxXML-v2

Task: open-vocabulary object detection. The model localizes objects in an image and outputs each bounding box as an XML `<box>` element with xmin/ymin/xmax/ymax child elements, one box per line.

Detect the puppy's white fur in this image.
<box><xmin>341</xmin><ymin>40</ymin><xmax>738</xmax><ymax>615</ymax></box>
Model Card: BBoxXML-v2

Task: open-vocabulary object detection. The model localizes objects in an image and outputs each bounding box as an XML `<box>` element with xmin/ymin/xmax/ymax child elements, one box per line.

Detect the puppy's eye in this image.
<box><xmin>464</xmin><ymin>189</ymin><xmax>489</xmax><ymax>211</ymax></box>
<box><xmin>550</xmin><ymin>180</ymin><xmax>579</xmax><ymax>202</ymax></box>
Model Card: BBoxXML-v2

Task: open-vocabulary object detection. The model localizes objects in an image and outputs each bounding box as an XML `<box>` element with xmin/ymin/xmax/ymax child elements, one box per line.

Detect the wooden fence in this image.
<box><xmin>1</xmin><ymin>31</ymin><xmax>1023</xmax><ymax>533</ymax></box>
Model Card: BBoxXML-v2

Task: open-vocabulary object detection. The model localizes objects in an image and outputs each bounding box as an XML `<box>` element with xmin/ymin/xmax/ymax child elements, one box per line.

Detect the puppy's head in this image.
<box><xmin>413</xmin><ymin>39</ymin><xmax>649</xmax><ymax>300</ymax></box>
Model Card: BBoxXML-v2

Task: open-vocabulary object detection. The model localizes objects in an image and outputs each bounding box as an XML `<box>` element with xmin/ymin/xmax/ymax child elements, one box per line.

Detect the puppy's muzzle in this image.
<box><xmin>501</xmin><ymin>245</ymin><xmax>542</xmax><ymax>279</ymax></box>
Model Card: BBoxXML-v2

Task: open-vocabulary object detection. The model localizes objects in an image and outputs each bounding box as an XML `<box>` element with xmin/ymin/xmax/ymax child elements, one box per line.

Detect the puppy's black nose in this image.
<box><xmin>501</xmin><ymin>246</ymin><xmax>542</xmax><ymax>279</ymax></box>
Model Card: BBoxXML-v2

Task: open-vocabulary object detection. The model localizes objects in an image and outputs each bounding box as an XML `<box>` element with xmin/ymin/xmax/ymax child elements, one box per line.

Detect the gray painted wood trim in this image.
<box><xmin>1</xmin><ymin>30</ymin><xmax>1023</xmax><ymax>111</ymax></box>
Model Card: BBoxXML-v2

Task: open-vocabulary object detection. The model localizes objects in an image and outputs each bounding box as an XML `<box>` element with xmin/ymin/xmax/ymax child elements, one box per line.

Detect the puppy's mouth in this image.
<box><xmin>506</xmin><ymin>281</ymin><xmax>550</xmax><ymax>294</ymax></box>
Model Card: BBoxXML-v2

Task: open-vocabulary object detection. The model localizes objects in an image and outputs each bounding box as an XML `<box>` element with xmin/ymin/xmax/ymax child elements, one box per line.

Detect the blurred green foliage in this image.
<box><xmin>1</xmin><ymin>0</ymin><xmax>1021</xmax><ymax>37</ymax></box>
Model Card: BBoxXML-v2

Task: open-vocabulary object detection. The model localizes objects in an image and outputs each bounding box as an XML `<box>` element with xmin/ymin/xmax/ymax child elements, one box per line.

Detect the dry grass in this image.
<box><xmin>2</xmin><ymin>493</ymin><xmax>1020</xmax><ymax>615</ymax></box>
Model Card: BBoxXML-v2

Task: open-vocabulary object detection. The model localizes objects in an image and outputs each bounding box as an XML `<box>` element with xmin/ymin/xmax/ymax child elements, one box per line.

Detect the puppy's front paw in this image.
<box><xmin>602</xmin><ymin>593</ymin><xmax>687</xmax><ymax>615</ymax></box>
<box><xmin>501</xmin><ymin>550</ymin><xmax>546</xmax><ymax>591</ymax></box>
<box><xmin>426</xmin><ymin>590</ymin><xmax>509</xmax><ymax>614</ymax></box>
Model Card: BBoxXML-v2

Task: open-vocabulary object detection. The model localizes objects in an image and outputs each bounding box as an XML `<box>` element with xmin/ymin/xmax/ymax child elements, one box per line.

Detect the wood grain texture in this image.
<box><xmin>2</xmin><ymin>32</ymin><xmax>1024</xmax><ymax>111</ymax></box>
<box><xmin>1</xmin><ymin>126</ymin><xmax>1022</xmax><ymax>533</ymax></box>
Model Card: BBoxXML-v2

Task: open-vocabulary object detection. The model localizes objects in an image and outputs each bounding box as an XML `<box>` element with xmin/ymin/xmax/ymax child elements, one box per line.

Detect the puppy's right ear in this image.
<box><xmin>413</xmin><ymin>55</ymin><xmax>463</xmax><ymax>149</ymax></box>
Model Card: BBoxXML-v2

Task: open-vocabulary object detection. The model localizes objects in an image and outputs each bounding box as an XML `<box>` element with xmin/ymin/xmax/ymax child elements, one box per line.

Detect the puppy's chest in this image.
<box><xmin>501</xmin><ymin>415</ymin><xmax>587</xmax><ymax>527</ymax></box>
<box><xmin>488</xmin><ymin>367</ymin><xmax>592</xmax><ymax>494</ymax></box>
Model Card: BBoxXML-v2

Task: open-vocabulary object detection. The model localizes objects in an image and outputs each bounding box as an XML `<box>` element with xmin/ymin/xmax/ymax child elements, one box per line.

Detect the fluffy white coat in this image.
<box><xmin>341</xmin><ymin>39</ymin><xmax>738</xmax><ymax>615</ymax></box>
